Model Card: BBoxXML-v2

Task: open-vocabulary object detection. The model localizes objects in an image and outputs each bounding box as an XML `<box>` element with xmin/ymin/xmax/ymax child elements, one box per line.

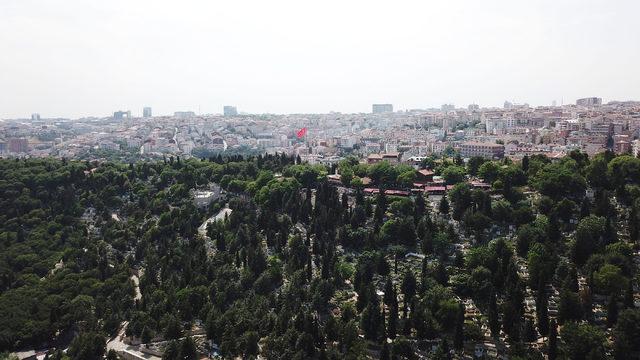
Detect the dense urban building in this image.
<box><xmin>459</xmin><ymin>141</ymin><xmax>505</xmax><ymax>159</ymax></box>
<box><xmin>7</xmin><ymin>138</ymin><xmax>28</xmax><ymax>153</ymax></box>
<box><xmin>0</xmin><ymin>99</ymin><xmax>638</xmax><ymax>162</ymax></box>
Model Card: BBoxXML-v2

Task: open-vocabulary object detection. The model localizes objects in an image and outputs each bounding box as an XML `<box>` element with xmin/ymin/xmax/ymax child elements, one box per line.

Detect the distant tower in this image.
<box><xmin>224</xmin><ymin>106</ymin><xmax>238</xmax><ymax>116</ymax></box>
<box><xmin>113</xmin><ymin>110</ymin><xmax>132</xmax><ymax>120</ymax></box>
<box><xmin>143</xmin><ymin>107</ymin><xmax>152</xmax><ymax>118</ymax></box>
<box><xmin>31</xmin><ymin>113</ymin><xmax>40</xmax><ymax>121</ymax></box>
<box><xmin>372</xmin><ymin>104</ymin><xmax>393</xmax><ymax>113</ymax></box>
<box><xmin>552</xmin><ymin>100</ymin><xmax>557</xmax><ymax>107</ymax></box>
<box><xmin>576</xmin><ymin>97</ymin><xmax>602</xmax><ymax>107</ymax></box>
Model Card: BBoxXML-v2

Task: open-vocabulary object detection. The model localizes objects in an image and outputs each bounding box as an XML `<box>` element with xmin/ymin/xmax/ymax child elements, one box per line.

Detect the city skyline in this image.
<box><xmin>1</xmin><ymin>0</ymin><xmax>639</xmax><ymax>118</ymax></box>
<box><xmin>1</xmin><ymin>96</ymin><xmax>633</xmax><ymax>120</ymax></box>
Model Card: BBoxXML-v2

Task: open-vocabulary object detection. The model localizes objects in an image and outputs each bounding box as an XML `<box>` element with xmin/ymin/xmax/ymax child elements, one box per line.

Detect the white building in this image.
<box><xmin>192</xmin><ymin>184</ymin><xmax>222</xmax><ymax>208</ymax></box>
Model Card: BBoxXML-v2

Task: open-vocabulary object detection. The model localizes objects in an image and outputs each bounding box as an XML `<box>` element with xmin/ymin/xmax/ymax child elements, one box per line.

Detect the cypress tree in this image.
<box><xmin>548</xmin><ymin>319</ymin><xmax>558</xmax><ymax>360</ymax></box>
<box><xmin>387</xmin><ymin>303</ymin><xmax>398</xmax><ymax>339</ymax></box>
<box><xmin>488</xmin><ymin>292</ymin><xmax>500</xmax><ymax>337</ymax></box>
<box><xmin>607</xmin><ymin>295</ymin><xmax>619</xmax><ymax>328</ymax></box>
<box><xmin>536</xmin><ymin>280</ymin><xmax>549</xmax><ymax>338</ymax></box>
<box><xmin>454</xmin><ymin>302</ymin><xmax>464</xmax><ymax>350</ymax></box>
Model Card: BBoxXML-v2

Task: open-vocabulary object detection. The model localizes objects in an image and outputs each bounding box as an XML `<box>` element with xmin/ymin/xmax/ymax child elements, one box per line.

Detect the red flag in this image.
<box><xmin>296</xmin><ymin>127</ymin><xmax>307</xmax><ymax>139</ymax></box>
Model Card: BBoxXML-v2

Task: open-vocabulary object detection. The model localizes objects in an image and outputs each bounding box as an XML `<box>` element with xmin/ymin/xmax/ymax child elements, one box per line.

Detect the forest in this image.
<box><xmin>0</xmin><ymin>150</ymin><xmax>639</xmax><ymax>359</ymax></box>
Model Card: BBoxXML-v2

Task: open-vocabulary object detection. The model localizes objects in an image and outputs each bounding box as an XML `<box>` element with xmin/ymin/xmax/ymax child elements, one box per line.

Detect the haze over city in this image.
<box><xmin>1</xmin><ymin>0</ymin><xmax>639</xmax><ymax>118</ymax></box>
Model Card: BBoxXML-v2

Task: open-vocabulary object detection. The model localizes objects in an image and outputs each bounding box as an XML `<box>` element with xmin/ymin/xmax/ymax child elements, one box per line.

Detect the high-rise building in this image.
<box><xmin>143</xmin><ymin>107</ymin><xmax>152</xmax><ymax>118</ymax></box>
<box><xmin>468</xmin><ymin>104</ymin><xmax>479</xmax><ymax>111</ymax></box>
<box><xmin>113</xmin><ymin>110</ymin><xmax>131</xmax><ymax>120</ymax></box>
<box><xmin>372</xmin><ymin>104</ymin><xmax>393</xmax><ymax>113</ymax></box>
<box><xmin>31</xmin><ymin>113</ymin><xmax>41</xmax><ymax>121</ymax></box>
<box><xmin>224</xmin><ymin>106</ymin><xmax>238</xmax><ymax>116</ymax></box>
<box><xmin>8</xmin><ymin>138</ymin><xmax>28</xmax><ymax>153</ymax></box>
<box><xmin>174</xmin><ymin>111</ymin><xmax>196</xmax><ymax>119</ymax></box>
<box><xmin>576</xmin><ymin>97</ymin><xmax>602</xmax><ymax>107</ymax></box>
<box><xmin>441</xmin><ymin>104</ymin><xmax>455</xmax><ymax>112</ymax></box>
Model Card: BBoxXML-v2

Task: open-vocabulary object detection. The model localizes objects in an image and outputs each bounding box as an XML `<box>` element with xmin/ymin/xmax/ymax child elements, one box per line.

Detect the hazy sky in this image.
<box><xmin>1</xmin><ymin>0</ymin><xmax>639</xmax><ymax>118</ymax></box>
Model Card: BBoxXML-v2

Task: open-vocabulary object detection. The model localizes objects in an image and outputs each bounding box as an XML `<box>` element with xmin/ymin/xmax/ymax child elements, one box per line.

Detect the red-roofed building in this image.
<box><xmin>384</xmin><ymin>189</ymin><xmax>410</xmax><ymax>197</ymax></box>
<box><xmin>425</xmin><ymin>186</ymin><xmax>446</xmax><ymax>195</ymax></box>
<box><xmin>417</xmin><ymin>169</ymin><xmax>435</xmax><ymax>183</ymax></box>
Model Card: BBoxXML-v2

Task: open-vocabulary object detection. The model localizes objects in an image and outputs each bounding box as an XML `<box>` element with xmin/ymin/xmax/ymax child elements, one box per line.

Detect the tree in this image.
<box><xmin>374</xmin><ymin>191</ymin><xmax>388</xmax><ymax>224</ymax></box>
<box><xmin>524</xmin><ymin>318</ymin><xmax>537</xmax><ymax>342</ymax></box>
<box><xmin>527</xmin><ymin>243</ymin><xmax>553</xmax><ymax>288</ymax></box>
<box><xmin>380</xmin><ymin>342</ymin><xmax>390</xmax><ymax>360</ymax></box>
<box><xmin>548</xmin><ymin>319</ymin><xmax>558</xmax><ymax>360</ymax></box>
<box><xmin>453</xmin><ymin>302</ymin><xmax>464</xmax><ymax>350</ymax></box>
<box><xmin>420</xmin><ymin>228</ymin><xmax>433</xmax><ymax>255</ymax></box>
<box><xmin>448</xmin><ymin>183</ymin><xmax>473</xmax><ymax>220</ymax></box>
<box><xmin>531</xmin><ymin>161</ymin><xmax>587</xmax><ymax>200</ymax></box>
<box><xmin>572</xmin><ymin>215</ymin><xmax>606</xmax><ymax>266</ymax></box>
<box><xmin>607</xmin><ymin>295</ymin><xmax>619</xmax><ymax>328</ymax></box>
<box><xmin>360</xmin><ymin>302</ymin><xmax>382</xmax><ymax>341</ymax></box>
<box><xmin>439</xmin><ymin>196</ymin><xmax>450</xmax><ymax>216</ymax></box>
<box><xmin>623</xmin><ymin>280</ymin><xmax>635</xmax><ymax>309</ymax></box>
<box><xmin>560</xmin><ymin>322</ymin><xmax>606</xmax><ymax>360</ymax></box>
<box><xmin>397</xmin><ymin>170</ymin><xmax>417</xmax><ymax>189</ymax></box>
<box><xmin>442</xmin><ymin>166</ymin><xmax>466</xmax><ymax>185</ymax></box>
<box><xmin>613</xmin><ymin>309</ymin><xmax>640</xmax><ymax>358</ymax></box>
<box><xmin>501</xmin><ymin>299</ymin><xmax>522</xmax><ymax>342</ymax></box>
<box><xmin>387</xmin><ymin>302</ymin><xmax>398</xmax><ymax>340</ymax></box>
<box><xmin>554</xmin><ymin>198</ymin><xmax>577</xmax><ymax>223</ymax></box>
<box><xmin>488</xmin><ymin>292</ymin><xmax>500</xmax><ymax>337</ymax></box>
<box><xmin>67</xmin><ymin>332</ymin><xmax>106</xmax><ymax>360</ymax></box>
<box><xmin>401</xmin><ymin>271</ymin><xmax>417</xmax><ymax>318</ymax></box>
<box><xmin>383</xmin><ymin>278</ymin><xmax>398</xmax><ymax>308</ymax></box>
<box><xmin>106</xmin><ymin>350</ymin><xmax>118</xmax><ymax>360</ymax></box>
<box><xmin>162</xmin><ymin>341</ymin><xmax>180</xmax><ymax>360</ymax></box>
<box><xmin>179</xmin><ymin>337</ymin><xmax>198</xmax><ymax>360</ymax></box>
<box><xmin>522</xmin><ymin>155</ymin><xmax>530</xmax><ymax>173</ymax></box>
<box><xmin>141</xmin><ymin>326</ymin><xmax>153</xmax><ymax>344</ymax></box>
<box><xmin>164</xmin><ymin>314</ymin><xmax>183</xmax><ymax>340</ymax></box>
<box><xmin>467</xmin><ymin>156</ymin><xmax>486</xmax><ymax>176</ymax></box>
<box><xmin>478</xmin><ymin>162</ymin><xmax>500</xmax><ymax>183</ymax></box>
<box><xmin>580</xmin><ymin>288</ymin><xmax>594</xmax><ymax>323</ymax></box>
<box><xmin>607</xmin><ymin>155</ymin><xmax>640</xmax><ymax>190</ymax></box>
<box><xmin>414</xmin><ymin>194</ymin><xmax>426</xmax><ymax>221</ymax></box>
<box><xmin>379</xmin><ymin>217</ymin><xmax>417</xmax><ymax>248</ymax></box>
<box><xmin>536</xmin><ymin>282</ymin><xmax>549</xmax><ymax>338</ymax></box>
<box><xmin>585</xmin><ymin>155</ymin><xmax>609</xmax><ymax>188</ymax></box>
<box><xmin>461</xmin><ymin>210</ymin><xmax>491</xmax><ymax>241</ymax></box>
<box><xmin>593</xmin><ymin>264</ymin><xmax>629</xmax><ymax>296</ymax></box>
<box><xmin>558</xmin><ymin>289</ymin><xmax>583</xmax><ymax>324</ymax></box>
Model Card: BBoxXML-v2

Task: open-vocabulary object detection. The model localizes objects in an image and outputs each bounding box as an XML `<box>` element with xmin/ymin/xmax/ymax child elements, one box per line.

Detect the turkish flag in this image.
<box><xmin>296</xmin><ymin>127</ymin><xmax>307</xmax><ymax>138</ymax></box>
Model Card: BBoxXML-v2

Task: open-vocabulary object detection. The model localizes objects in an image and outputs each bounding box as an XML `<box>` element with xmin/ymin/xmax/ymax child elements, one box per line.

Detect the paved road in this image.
<box><xmin>106</xmin><ymin>322</ymin><xmax>161</xmax><ymax>360</ymax></box>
